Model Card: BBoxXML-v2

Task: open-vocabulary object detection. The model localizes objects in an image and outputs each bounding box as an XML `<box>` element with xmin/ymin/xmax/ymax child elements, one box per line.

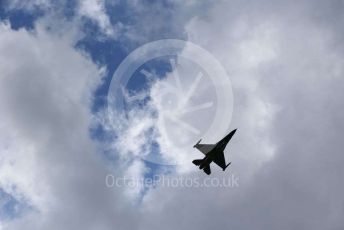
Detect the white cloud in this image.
<box><xmin>78</xmin><ymin>0</ymin><xmax>121</xmax><ymax>38</ymax></box>
<box><xmin>106</xmin><ymin>56</ymin><xmax>229</xmax><ymax>173</ymax></box>
<box><xmin>1</xmin><ymin>1</ymin><xmax>344</xmax><ymax>229</ymax></box>
<box><xmin>0</xmin><ymin>22</ymin><xmax>138</xmax><ymax>229</ymax></box>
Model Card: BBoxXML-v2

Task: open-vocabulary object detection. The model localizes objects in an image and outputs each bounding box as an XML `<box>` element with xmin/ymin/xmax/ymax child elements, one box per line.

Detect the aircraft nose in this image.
<box><xmin>231</xmin><ymin>129</ymin><xmax>237</xmax><ymax>135</ymax></box>
<box><xmin>230</xmin><ymin>129</ymin><xmax>237</xmax><ymax>135</ymax></box>
<box><xmin>224</xmin><ymin>129</ymin><xmax>237</xmax><ymax>140</ymax></box>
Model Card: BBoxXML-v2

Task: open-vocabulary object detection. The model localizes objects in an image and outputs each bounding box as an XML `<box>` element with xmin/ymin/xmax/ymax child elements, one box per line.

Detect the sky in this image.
<box><xmin>0</xmin><ymin>0</ymin><xmax>344</xmax><ymax>229</ymax></box>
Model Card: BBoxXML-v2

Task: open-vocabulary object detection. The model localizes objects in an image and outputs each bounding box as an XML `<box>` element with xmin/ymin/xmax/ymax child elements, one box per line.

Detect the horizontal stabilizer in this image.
<box><xmin>192</xmin><ymin>159</ymin><xmax>203</xmax><ymax>166</ymax></box>
<box><xmin>223</xmin><ymin>162</ymin><xmax>231</xmax><ymax>171</ymax></box>
<box><xmin>203</xmin><ymin>165</ymin><xmax>211</xmax><ymax>175</ymax></box>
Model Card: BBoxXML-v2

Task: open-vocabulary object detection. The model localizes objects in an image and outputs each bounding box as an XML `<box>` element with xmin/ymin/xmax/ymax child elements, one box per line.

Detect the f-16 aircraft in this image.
<box><xmin>192</xmin><ymin>129</ymin><xmax>237</xmax><ymax>175</ymax></box>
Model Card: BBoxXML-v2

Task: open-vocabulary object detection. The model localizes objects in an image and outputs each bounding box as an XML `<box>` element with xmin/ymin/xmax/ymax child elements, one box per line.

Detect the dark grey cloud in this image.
<box><xmin>136</xmin><ymin>1</ymin><xmax>344</xmax><ymax>230</ymax></box>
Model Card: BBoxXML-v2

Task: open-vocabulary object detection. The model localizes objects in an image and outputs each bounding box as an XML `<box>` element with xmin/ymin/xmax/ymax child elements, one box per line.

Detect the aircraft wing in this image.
<box><xmin>195</xmin><ymin>144</ymin><xmax>215</xmax><ymax>155</ymax></box>
<box><xmin>213</xmin><ymin>151</ymin><xmax>226</xmax><ymax>169</ymax></box>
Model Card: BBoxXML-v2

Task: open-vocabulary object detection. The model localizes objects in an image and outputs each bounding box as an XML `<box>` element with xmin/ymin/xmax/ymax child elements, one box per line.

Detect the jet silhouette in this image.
<box><xmin>192</xmin><ymin>129</ymin><xmax>237</xmax><ymax>175</ymax></box>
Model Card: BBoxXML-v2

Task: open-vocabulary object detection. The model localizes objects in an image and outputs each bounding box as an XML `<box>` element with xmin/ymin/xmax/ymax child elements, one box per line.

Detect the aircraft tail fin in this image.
<box><xmin>193</xmin><ymin>139</ymin><xmax>202</xmax><ymax>148</ymax></box>
<box><xmin>192</xmin><ymin>159</ymin><xmax>203</xmax><ymax>166</ymax></box>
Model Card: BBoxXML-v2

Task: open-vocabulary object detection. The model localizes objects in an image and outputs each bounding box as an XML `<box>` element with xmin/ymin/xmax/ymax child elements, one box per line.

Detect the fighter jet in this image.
<box><xmin>192</xmin><ymin>129</ymin><xmax>237</xmax><ymax>175</ymax></box>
